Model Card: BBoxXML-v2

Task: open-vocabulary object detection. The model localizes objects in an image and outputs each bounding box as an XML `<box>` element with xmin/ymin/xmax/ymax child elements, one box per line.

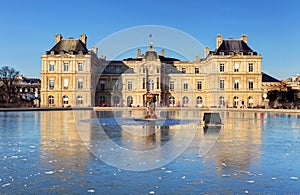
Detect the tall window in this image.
<box><xmin>248</xmin><ymin>96</ymin><xmax>254</xmax><ymax>107</ymax></box>
<box><xmin>184</xmin><ymin>82</ymin><xmax>188</xmax><ymax>91</ymax></box>
<box><xmin>248</xmin><ymin>63</ymin><xmax>254</xmax><ymax>72</ymax></box>
<box><xmin>182</xmin><ymin>68</ymin><xmax>186</xmax><ymax>74</ymax></box>
<box><xmin>196</xmin><ymin>96</ymin><xmax>203</xmax><ymax>106</ymax></box>
<box><xmin>100</xmin><ymin>80</ymin><xmax>105</xmax><ymax>91</ymax></box>
<box><xmin>234</xmin><ymin>63</ymin><xmax>239</xmax><ymax>72</ymax></box>
<box><xmin>170</xmin><ymin>81</ymin><xmax>174</xmax><ymax>91</ymax></box>
<box><xmin>63</xmin><ymin>95</ymin><xmax>68</xmax><ymax>104</ymax></box>
<box><xmin>49</xmin><ymin>63</ymin><xmax>54</xmax><ymax>71</ymax></box>
<box><xmin>78</xmin><ymin>63</ymin><xmax>83</xmax><ymax>71</ymax></box>
<box><xmin>64</xmin><ymin>63</ymin><xmax>69</xmax><ymax>71</ymax></box>
<box><xmin>48</xmin><ymin>95</ymin><xmax>54</xmax><ymax>104</ymax></box>
<box><xmin>143</xmin><ymin>78</ymin><xmax>146</xmax><ymax>89</ymax></box>
<box><xmin>99</xmin><ymin>96</ymin><xmax>105</xmax><ymax>105</ymax></box>
<box><xmin>64</xmin><ymin>79</ymin><xmax>68</xmax><ymax>89</ymax></box>
<box><xmin>156</xmin><ymin>78</ymin><xmax>159</xmax><ymax>89</ymax></box>
<box><xmin>128</xmin><ymin>81</ymin><xmax>132</xmax><ymax>91</ymax></box>
<box><xmin>113</xmin><ymin>96</ymin><xmax>120</xmax><ymax>106</ymax></box>
<box><xmin>219</xmin><ymin>96</ymin><xmax>225</xmax><ymax>107</ymax></box>
<box><xmin>169</xmin><ymin>96</ymin><xmax>175</xmax><ymax>106</ymax></box>
<box><xmin>113</xmin><ymin>80</ymin><xmax>120</xmax><ymax>91</ymax></box>
<box><xmin>249</xmin><ymin>80</ymin><xmax>254</xmax><ymax>90</ymax></box>
<box><xmin>157</xmin><ymin>68</ymin><xmax>160</xmax><ymax>74</ymax></box>
<box><xmin>220</xmin><ymin>79</ymin><xmax>224</xmax><ymax>90</ymax></box>
<box><xmin>234</xmin><ymin>80</ymin><xmax>239</xmax><ymax>90</ymax></box>
<box><xmin>49</xmin><ymin>79</ymin><xmax>54</xmax><ymax>89</ymax></box>
<box><xmin>77</xmin><ymin>96</ymin><xmax>83</xmax><ymax>104</ymax></box>
<box><xmin>197</xmin><ymin>81</ymin><xmax>202</xmax><ymax>90</ymax></box>
<box><xmin>195</xmin><ymin>68</ymin><xmax>199</xmax><ymax>74</ymax></box>
<box><xmin>149</xmin><ymin>80</ymin><xmax>154</xmax><ymax>91</ymax></box>
<box><xmin>78</xmin><ymin>79</ymin><xmax>83</xmax><ymax>89</ymax></box>
<box><xmin>234</xmin><ymin>96</ymin><xmax>239</xmax><ymax>107</ymax></box>
<box><xmin>220</xmin><ymin>63</ymin><xmax>224</xmax><ymax>72</ymax></box>
<box><xmin>183</xmin><ymin>96</ymin><xmax>189</xmax><ymax>106</ymax></box>
<box><xmin>127</xmin><ymin>96</ymin><xmax>133</xmax><ymax>107</ymax></box>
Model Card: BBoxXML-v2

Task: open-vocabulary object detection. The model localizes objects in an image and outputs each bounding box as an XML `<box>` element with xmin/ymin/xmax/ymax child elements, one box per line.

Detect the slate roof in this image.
<box><xmin>211</xmin><ymin>39</ymin><xmax>258</xmax><ymax>55</ymax></box>
<box><xmin>123</xmin><ymin>55</ymin><xmax>179</xmax><ymax>62</ymax></box>
<box><xmin>262</xmin><ymin>72</ymin><xmax>281</xmax><ymax>82</ymax></box>
<box><xmin>46</xmin><ymin>38</ymin><xmax>88</xmax><ymax>55</ymax></box>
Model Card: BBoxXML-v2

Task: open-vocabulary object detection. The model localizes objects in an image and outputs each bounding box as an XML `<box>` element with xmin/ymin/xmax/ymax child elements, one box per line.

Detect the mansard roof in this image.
<box><xmin>46</xmin><ymin>38</ymin><xmax>89</xmax><ymax>55</ymax></box>
<box><xmin>212</xmin><ymin>39</ymin><xmax>258</xmax><ymax>55</ymax></box>
<box><xmin>123</xmin><ymin>55</ymin><xmax>179</xmax><ymax>62</ymax></box>
<box><xmin>262</xmin><ymin>72</ymin><xmax>281</xmax><ymax>82</ymax></box>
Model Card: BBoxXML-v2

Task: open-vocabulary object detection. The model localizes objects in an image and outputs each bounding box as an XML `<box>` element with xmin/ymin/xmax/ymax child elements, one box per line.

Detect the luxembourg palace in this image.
<box><xmin>40</xmin><ymin>34</ymin><xmax>279</xmax><ymax>108</ymax></box>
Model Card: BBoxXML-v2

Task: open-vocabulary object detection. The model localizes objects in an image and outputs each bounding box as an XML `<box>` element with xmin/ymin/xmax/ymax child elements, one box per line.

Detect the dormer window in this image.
<box><xmin>50</xmin><ymin>51</ymin><xmax>55</xmax><ymax>55</ymax></box>
<box><xmin>60</xmin><ymin>50</ymin><xmax>64</xmax><ymax>54</ymax></box>
<box><xmin>219</xmin><ymin>52</ymin><xmax>224</xmax><ymax>56</ymax></box>
<box><xmin>79</xmin><ymin>51</ymin><xmax>83</xmax><ymax>55</ymax></box>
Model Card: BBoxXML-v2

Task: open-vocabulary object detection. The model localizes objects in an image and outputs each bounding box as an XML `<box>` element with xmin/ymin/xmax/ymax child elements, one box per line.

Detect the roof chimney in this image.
<box><xmin>204</xmin><ymin>46</ymin><xmax>210</xmax><ymax>58</ymax></box>
<box><xmin>101</xmin><ymin>55</ymin><xmax>106</xmax><ymax>60</ymax></box>
<box><xmin>92</xmin><ymin>46</ymin><xmax>98</xmax><ymax>55</ymax></box>
<box><xmin>161</xmin><ymin>49</ymin><xmax>165</xmax><ymax>57</ymax></box>
<box><xmin>216</xmin><ymin>34</ymin><xmax>223</xmax><ymax>49</ymax></box>
<box><xmin>195</xmin><ymin>55</ymin><xmax>200</xmax><ymax>63</ymax></box>
<box><xmin>56</xmin><ymin>34</ymin><xmax>62</xmax><ymax>44</ymax></box>
<box><xmin>241</xmin><ymin>34</ymin><xmax>248</xmax><ymax>44</ymax></box>
<box><xmin>137</xmin><ymin>49</ymin><xmax>141</xmax><ymax>57</ymax></box>
<box><xmin>80</xmin><ymin>34</ymin><xmax>87</xmax><ymax>45</ymax></box>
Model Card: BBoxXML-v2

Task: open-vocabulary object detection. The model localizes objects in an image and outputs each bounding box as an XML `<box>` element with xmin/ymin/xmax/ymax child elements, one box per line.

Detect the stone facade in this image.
<box><xmin>40</xmin><ymin>34</ymin><xmax>102</xmax><ymax>107</ymax></box>
<box><xmin>41</xmin><ymin>34</ymin><xmax>266</xmax><ymax>108</ymax></box>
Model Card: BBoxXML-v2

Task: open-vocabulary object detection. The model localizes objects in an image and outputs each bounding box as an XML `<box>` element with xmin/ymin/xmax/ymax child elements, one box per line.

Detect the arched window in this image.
<box><xmin>169</xmin><ymin>96</ymin><xmax>175</xmax><ymax>107</ymax></box>
<box><xmin>113</xmin><ymin>96</ymin><xmax>120</xmax><ymax>106</ymax></box>
<box><xmin>98</xmin><ymin>96</ymin><xmax>106</xmax><ymax>107</ymax></box>
<box><xmin>248</xmin><ymin>96</ymin><xmax>254</xmax><ymax>107</ymax></box>
<box><xmin>183</xmin><ymin>96</ymin><xmax>189</xmax><ymax>107</ymax></box>
<box><xmin>127</xmin><ymin>96</ymin><xmax>133</xmax><ymax>107</ymax></box>
<box><xmin>48</xmin><ymin>95</ymin><xmax>54</xmax><ymax>105</ymax></box>
<box><xmin>77</xmin><ymin>95</ymin><xmax>83</xmax><ymax>104</ymax></box>
<box><xmin>219</xmin><ymin>96</ymin><xmax>225</xmax><ymax>107</ymax></box>
<box><xmin>233</xmin><ymin>96</ymin><xmax>239</xmax><ymax>108</ymax></box>
<box><xmin>196</xmin><ymin>96</ymin><xmax>203</xmax><ymax>107</ymax></box>
<box><xmin>63</xmin><ymin>95</ymin><xmax>68</xmax><ymax>104</ymax></box>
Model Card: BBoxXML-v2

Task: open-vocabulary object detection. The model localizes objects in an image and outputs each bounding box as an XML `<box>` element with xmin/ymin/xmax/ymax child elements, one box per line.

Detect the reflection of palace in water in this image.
<box><xmin>207</xmin><ymin>112</ymin><xmax>264</xmax><ymax>172</ymax></box>
<box><xmin>96</xmin><ymin>109</ymin><xmax>201</xmax><ymax>152</ymax></box>
<box><xmin>39</xmin><ymin>109</ymin><xmax>269</xmax><ymax>173</ymax></box>
<box><xmin>39</xmin><ymin>111</ymin><xmax>93</xmax><ymax>174</ymax></box>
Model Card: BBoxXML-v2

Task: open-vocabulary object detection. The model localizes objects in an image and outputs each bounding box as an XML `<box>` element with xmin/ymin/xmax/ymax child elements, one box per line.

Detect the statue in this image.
<box><xmin>144</xmin><ymin>94</ymin><xmax>157</xmax><ymax>119</ymax></box>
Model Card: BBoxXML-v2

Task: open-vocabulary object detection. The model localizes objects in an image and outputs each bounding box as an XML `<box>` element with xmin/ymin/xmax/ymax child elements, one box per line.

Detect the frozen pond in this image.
<box><xmin>0</xmin><ymin>110</ymin><xmax>300</xmax><ymax>194</ymax></box>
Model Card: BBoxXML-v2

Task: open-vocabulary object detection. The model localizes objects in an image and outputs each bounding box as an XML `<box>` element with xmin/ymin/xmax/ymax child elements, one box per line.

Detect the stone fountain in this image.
<box><xmin>144</xmin><ymin>92</ymin><xmax>157</xmax><ymax>120</ymax></box>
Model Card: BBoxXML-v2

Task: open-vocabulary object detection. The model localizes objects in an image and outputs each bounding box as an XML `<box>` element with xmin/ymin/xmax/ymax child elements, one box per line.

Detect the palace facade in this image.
<box><xmin>41</xmin><ymin>34</ymin><xmax>266</xmax><ymax>108</ymax></box>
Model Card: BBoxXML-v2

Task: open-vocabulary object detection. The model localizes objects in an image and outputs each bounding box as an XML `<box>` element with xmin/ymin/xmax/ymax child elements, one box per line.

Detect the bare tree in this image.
<box><xmin>0</xmin><ymin>66</ymin><xmax>20</xmax><ymax>103</ymax></box>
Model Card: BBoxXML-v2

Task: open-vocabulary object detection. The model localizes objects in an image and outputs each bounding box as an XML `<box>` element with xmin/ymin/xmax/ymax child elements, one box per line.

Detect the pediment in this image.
<box><xmin>60</xmin><ymin>53</ymin><xmax>75</xmax><ymax>58</ymax></box>
<box><xmin>231</xmin><ymin>54</ymin><xmax>242</xmax><ymax>59</ymax></box>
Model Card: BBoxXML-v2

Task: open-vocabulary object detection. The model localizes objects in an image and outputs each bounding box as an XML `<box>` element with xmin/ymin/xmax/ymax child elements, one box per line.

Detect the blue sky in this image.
<box><xmin>0</xmin><ymin>0</ymin><xmax>299</xmax><ymax>80</ymax></box>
